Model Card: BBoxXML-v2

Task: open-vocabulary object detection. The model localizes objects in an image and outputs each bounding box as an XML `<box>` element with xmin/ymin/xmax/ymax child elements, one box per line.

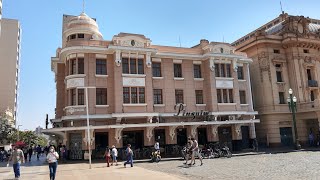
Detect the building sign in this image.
<box><xmin>216</xmin><ymin>79</ymin><xmax>233</xmax><ymax>88</ymax></box>
<box><xmin>123</xmin><ymin>77</ymin><xmax>145</xmax><ymax>87</ymax></box>
<box><xmin>174</xmin><ymin>103</ymin><xmax>209</xmax><ymax>120</ymax></box>
<box><xmin>67</xmin><ymin>78</ymin><xmax>84</xmax><ymax>89</ymax></box>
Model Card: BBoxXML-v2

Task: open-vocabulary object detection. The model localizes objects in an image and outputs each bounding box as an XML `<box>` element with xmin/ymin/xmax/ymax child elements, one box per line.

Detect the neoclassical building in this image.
<box><xmin>43</xmin><ymin>12</ymin><xmax>258</xmax><ymax>160</ymax></box>
<box><xmin>233</xmin><ymin>13</ymin><xmax>320</xmax><ymax>147</ymax></box>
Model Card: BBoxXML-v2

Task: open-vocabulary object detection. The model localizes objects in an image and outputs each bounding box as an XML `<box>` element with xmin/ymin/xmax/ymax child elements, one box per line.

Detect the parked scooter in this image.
<box><xmin>150</xmin><ymin>151</ymin><xmax>161</xmax><ymax>163</ymax></box>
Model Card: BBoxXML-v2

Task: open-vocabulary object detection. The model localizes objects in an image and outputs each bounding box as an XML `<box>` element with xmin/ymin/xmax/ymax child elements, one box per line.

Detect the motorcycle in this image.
<box><xmin>221</xmin><ymin>144</ymin><xmax>232</xmax><ymax>158</ymax></box>
<box><xmin>200</xmin><ymin>148</ymin><xmax>215</xmax><ymax>159</ymax></box>
<box><xmin>150</xmin><ymin>151</ymin><xmax>161</xmax><ymax>163</ymax></box>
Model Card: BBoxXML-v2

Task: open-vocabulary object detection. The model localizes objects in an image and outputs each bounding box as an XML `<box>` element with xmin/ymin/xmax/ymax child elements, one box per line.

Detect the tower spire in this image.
<box><xmin>82</xmin><ymin>0</ymin><xmax>85</xmax><ymax>13</ymax></box>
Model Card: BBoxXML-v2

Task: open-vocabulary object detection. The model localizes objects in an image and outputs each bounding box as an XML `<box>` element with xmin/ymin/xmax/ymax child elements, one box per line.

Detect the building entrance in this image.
<box><xmin>123</xmin><ymin>131</ymin><xmax>144</xmax><ymax>149</ymax></box>
<box><xmin>280</xmin><ymin>127</ymin><xmax>293</xmax><ymax>147</ymax></box>
<box><xmin>218</xmin><ymin>127</ymin><xmax>232</xmax><ymax>150</ymax></box>
<box><xmin>241</xmin><ymin>126</ymin><xmax>250</xmax><ymax>149</ymax></box>
<box><xmin>154</xmin><ymin>129</ymin><xmax>166</xmax><ymax>146</ymax></box>
<box><xmin>69</xmin><ymin>133</ymin><xmax>83</xmax><ymax>160</ymax></box>
<box><xmin>177</xmin><ymin>128</ymin><xmax>187</xmax><ymax>146</ymax></box>
<box><xmin>197</xmin><ymin>128</ymin><xmax>208</xmax><ymax>146</ymax></box>
<box><xmin>94</xmin><ymin>132</ymin><xmax>108</xmax><ymax>159</ymax></box>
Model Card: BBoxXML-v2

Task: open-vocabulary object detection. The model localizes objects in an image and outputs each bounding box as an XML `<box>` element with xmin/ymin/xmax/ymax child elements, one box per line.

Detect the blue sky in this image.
<box><xmin>4</xmin><ymin>0</ymin><xmax>320</xmax><ymax>130</ymax></box>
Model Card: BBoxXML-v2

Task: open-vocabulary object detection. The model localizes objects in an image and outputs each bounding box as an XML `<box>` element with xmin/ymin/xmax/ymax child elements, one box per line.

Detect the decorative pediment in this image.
<box><xmin>112</xmin><ymin>33</ymin><xmax>151</xmax><ymax>48</ymax></box>
<box><xmin>203</xmin><ymin>43</ymin><xmax>236</xmax><ymax>54</ymax></box>
<box><xmin>271</xmin><ymin>56</ymin><xmax>286</xmax><ymax>66</ymax></box>
<box><xmin>303</xmin><ymin>56</ymin><xmax>316</xmax><ymax>67</ymax></box>
<box><xmin>281</xmin><ymin>16</ymin><xmax>311</xmax><ymax>37</ymax></box>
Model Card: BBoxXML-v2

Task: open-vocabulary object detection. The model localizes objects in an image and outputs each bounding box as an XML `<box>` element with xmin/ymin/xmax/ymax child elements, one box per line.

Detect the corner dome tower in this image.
<box><xmin>63</xmin><ymin>12</ymin><xmax>103</xmax><ymax>41</ymax></box>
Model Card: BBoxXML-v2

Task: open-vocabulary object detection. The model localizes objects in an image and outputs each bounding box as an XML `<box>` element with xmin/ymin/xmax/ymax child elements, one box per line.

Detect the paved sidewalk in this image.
<box><xmin>1</xmin><ymin>160</ymin><xmax>183</xmax><ymax>180</ymax></box>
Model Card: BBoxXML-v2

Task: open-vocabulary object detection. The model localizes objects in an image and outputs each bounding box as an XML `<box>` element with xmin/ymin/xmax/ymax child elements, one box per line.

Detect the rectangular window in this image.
<box><xmin>223</xmin><ymin>89</ymin><xmax>228</xmax><ymax>103</ymax></box>
<box><xmin>174</xmin><ymin>64</ymin><xmax>182</xmax><ymax>78</ymax></box>
<box><xmin>71</xmin><ymin>59</ymin><xmax>76</xmax><ymax>75</ymax></box>
<box><xmin>193</xmin><ymin>65</ymin><xmax>202</xmax><ymax>78</ymax></box>
<box><xmin>70</xmin><ymin>34</ymin><xmax>76</xmax><ymax>39</ymax></box>
<box><xmin>226</xmin><ymin>64</ymin><xmax>231</xmax><ymax>77</ymax></box>
<box><xmin>153</xmin><ymin>89</ymin><xmax>163</xmax><ymax>104</ymax></box>
<box><xmin>276</xmin><ymin>71</ymin><xmax>283</xmax><ymax>82</ymax></box>
<box><xmin>131</xmin><ymin>87</ymin><xmax>138</xmax><ymax>103</ymax></box>
<box><xmin>175</xmin><ymin>90</ymin><xmax>184</xmax><ymax>104</ymax></box>
<box><xmin>215</xmin><ymin>64</ymin><xmax>220</xmax><ymax>77</ymax></box>
<box><xmin>239</xmin><ymin>90</ymin><xmax>246</xmax><ymax>104</ymax></box>
<box><xmin>71</xmin><ymin>89</ymin><xmax>76</xmax><ymax>106</ymax></box>
<box><xmin>273</xmin><ymin>49</ymin><xmax>280</xmax><ymax>54</ymax></box>
<box><xmin>228</xmin><ymin>89</ymin><xmax>234</xmax><ymax>103</ymax></box>
<box><xmin>78</xmin><ymin>34</ymin><xmax>84</xmax><ymax>38</ymax></box>
<box><xmin>238</xmin><ymin>66</ymin><xmax>244</xmax><ymax>80</ymax></box>
<box><xmin>130</xmin><ymin>59</ymin><xmax>137</xmax><ymax>74</ymax></box>
<box><xmin>220</xmin><ymin>64</ymin><xmax>225</xmax><ymax>77</ymax></box>
<box><xmin>122</xmin><ymin>58</ymin><xmax>129</xmax><ymax>74</ymax></box>
<box><xmin>96</xmin><ymin>88</ymin><xmax>107</xmax><ymax>105</ymax></box>
<box><xmin>279</xmin><ymin>92</ymin><xmax>285</xmax><ymax>104</ymax></box>
<box><xmin>96</xmin><ymin>59</ymin><xmax>107</xmax><ymax>75</ymax></box>
<box><xmin>304</xmin><ymin>49</ymin><xmax>309</xmax><ymax>53</ymax></box>
<box><xmin>195</xmin><ymin>90</ymin><xmax>204</xmax><ymax>104</ymax></box>
<box><xmin>123</xmin><ymin>87</ymin><xmax>130</xmax><ymax>103</ymax></box>
<box><xmin>311</xmin><ymin>90</ymin><xmax>315</xmax><ymax>101</ymax></box>
<box><xmin>152</xmin><ymin>63</ymin><xmax>162</xmax><ymax>77</ymax></box>
<box><xmin>78</xmin><ymin>89</ymin><xmax>84</xmax><ymax>105</ymax></box>
<box><xmin>78</xmin><ymin>58</ymin><xmax>84</xmax><ymax>74</ymax></box>
<box><xmin>307</xmin><ymin>69</ymin><xmax>312</xmax><ymax>80</ymax></box>
<box><xmin>138</xmin><ymin>59</ymin><xmax>144</xmax><ymax>74</ymax></box>
<box><xmin>139</xmin><ymin>87</ymin><xmax>145</xmax><ymax>103</ymax></box>
<box><xmin>217</xmin><ymin>89</ymin><xmax>222</xmax><ymax>103</ymax></box>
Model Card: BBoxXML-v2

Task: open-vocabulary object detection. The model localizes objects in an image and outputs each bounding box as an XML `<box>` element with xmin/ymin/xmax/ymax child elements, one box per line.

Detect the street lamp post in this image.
<box><xmin>77</xmin><ymin>86</ymin><xmax>95</xmax><ymax>169</ymax></box>
<box><xmin>287</xmin><ymin>88</ymin><xmax>301</xmax><ymax>150</ymax></box>
<box><xmin>17</xmin><ymin>125</ymin><xmax>22</xmax><ymax>141</ymax></box>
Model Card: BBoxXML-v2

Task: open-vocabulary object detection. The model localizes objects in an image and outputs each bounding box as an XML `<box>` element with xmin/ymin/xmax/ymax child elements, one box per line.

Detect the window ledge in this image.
<box><xmin>122</xmin><ymin>74</ymin><xmax>146</xmax><ymax>78</ymax></box>
<box><xmin>123</xmin><ymin>104</ymin><xmax>147</xmax><ymax>107</ymax></box>
<box><xmin>194</xmin><ymin>78</ymin><xmax>204</xmax><ymax>81</ymax></box>
<box><xmin>238</xmin><ymin>79</ymin><xmax>246</xmax><ymax>82</ymax></box>
<box><xmin>154</xmin><ymin>104</ymin><xmax>165</xmax><ymax>107</ymax></box>
<box><xmin>95</xmin><ymin>74</ymin><xmax>109</xmax><ymax>78</ymax></box>
<box><xmin>218</xmin><ymin>103</ymin><xmax>237</xmax><ymax>105</ymax></box>
<box><xmin>65</xmin><ymin>74</ymin><xmax>86</xmax><ymax>80</ymax></box>
<box><xmin>240</xmin><ymin>104</ymin><xmax>249</xmax><ymax>106</ymax></box>
<box><xmin>152</xmin><ymin>77</ymin><xmax>164</xmax><ymax>80</ymax></box>
<box><xmin>95</xmin><ymin>105</ymin><xmax>110</xmax><ymax>108</ymax></box>
<box><xmin>63</xmin><ymin>105</ymin><xmax>86</xmax><ymax>111</ymax></box>
<box><xmin>196</xmin><ymin>104</ymin><xmax>206</xmax><ymax>106</ymax></box>
<box><xmin>215</xmin><ymin>77</ymin><xmax>234</xmax><ymax>80</ymax></box>
<box><xmin>276</xmin><ymin>81</ymin><xmax>285</xmax><ymax>83</ymax></box>
<box><xmin>174</xmin><ymin>77</ymin><xmax>184</xmax><ymax>81</ymax></box>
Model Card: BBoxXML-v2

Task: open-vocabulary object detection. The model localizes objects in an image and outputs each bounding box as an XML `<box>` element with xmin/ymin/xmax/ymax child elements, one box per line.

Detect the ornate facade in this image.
<box><xmin>233</xmin><ymin>13</ymin><xmax>320</xmax><ymax>147</ymax></box>
<box><xmin>43</xmin><ymin>12</ymin><xmax>258</xmax><ymax>160</ymax></box>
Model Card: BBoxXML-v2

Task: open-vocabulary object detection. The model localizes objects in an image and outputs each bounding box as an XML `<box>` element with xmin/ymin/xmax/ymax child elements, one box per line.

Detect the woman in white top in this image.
<box><xmin>111</xmin><ymin>145</ymin><xmax>118</xmax><ymax>166</ymax></box>
<box><xmin>46</xmin><ymin>146</ymin><xmax>59</xmax><ymax>180</ymax></box>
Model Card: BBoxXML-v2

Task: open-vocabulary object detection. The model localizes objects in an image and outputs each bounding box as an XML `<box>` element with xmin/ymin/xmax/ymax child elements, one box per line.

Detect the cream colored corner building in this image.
<box><xmin>233</xmin><ymin>13</ymin><xmax>320</xmax><ymax>147</ymax></box>
<box><xmin>44</xmin><ymin>13</ymin><xmax>258</xmax><ymax>160</ymax></box>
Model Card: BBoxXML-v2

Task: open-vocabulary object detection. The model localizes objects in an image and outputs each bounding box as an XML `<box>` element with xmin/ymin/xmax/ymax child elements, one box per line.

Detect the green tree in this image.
<box><xmin>0</xmin><ymin>119</ymin><xmax>16</xmax><ymax>144</ymax></box>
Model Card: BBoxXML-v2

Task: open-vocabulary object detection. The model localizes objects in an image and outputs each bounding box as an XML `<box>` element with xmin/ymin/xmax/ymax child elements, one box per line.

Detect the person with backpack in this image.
<box><xmin>124</xmin><ymin>144</ymin><xmax>133</xmax><ymax>167</ymax></box>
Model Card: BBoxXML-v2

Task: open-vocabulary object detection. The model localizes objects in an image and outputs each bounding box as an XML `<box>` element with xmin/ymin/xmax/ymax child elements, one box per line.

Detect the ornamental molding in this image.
<box><xmin>146</xmin><ymin>126</ymin><xmax>156</xmax><ymax>142</ymax></box>
<box><xmin>115</xmin><ymin>128</ymin><xmax>123</xmax><ymax>144</ymax></box>
<box><xmin>211</xmin><ymin>125</ymin><xmax>220</xmax><ymax>137</ymax></box>
<box><xmin>235</xmin><ymin>124</ymin><xmax>242</xmax><ymax>137</ymax></box>
<box><xmin>281</xmin><ymin>16</ymin><xmax>311</xmax><ymax>37</ymax></box>
<box><xmin>169</xmin><ymin>126</ymin><xmax>178</xmax><ymax>140</ymax></box>
<box><xmin>258</xmin><ymin>52</ymin><xmax>271</xmax><ymax>82</ymax></box>
<box><xmin>83</xmin><ymin>129</ymin><xmax>95</xmax><ymax>146</ymax></box>
<box><xmin>115</xmin><ymin>50</ymin><xmax>121</xmax><ymax>66</ymax></box>
<box><xmin>277</xmin><ymin>82</ymin><xmax>286</xmax><ymax>92</ymax></box>
<box><xmin>190</xmin><ymin>125</ymin><xmax>200</xmax><ymax>138</ymax></box>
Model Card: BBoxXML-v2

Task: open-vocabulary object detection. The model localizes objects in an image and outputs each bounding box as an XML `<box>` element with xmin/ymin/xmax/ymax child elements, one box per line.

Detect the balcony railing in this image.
<box><xmin>308</xmin><ymin>80</ymin><xmax>318</xmax><ymax>87</ymax></box>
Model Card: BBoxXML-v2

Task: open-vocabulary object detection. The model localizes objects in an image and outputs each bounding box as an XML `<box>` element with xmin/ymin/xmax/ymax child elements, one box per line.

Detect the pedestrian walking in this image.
<box><xmin>124</xmin><ymin>144</ymin><xmax>133</xmax><ymax>168</ymax></box>
<box><xmin>28</xmin><ymin>146</ymin><xmax>33</xmax><ymax>162</ymax></box>
<box><xmin>111</xmin><ymin>145</ymin><xmax>118</xmax><ymax>166</ymax></box>
<box><xmin>36</xmin><ymin>145</ymin><xmax>41</xmax><ymax>160</ymax></box>
<box><xmin>183</xmin><ymin>138</ymin><xmax>193</xmax><ymax>165</ymax></box>
<box><xmin>104</xmin><ymin>147</ymin><xmax>111</xmax><ymax>167</ymax></box>
<box><xmin>154</xmin><ymin>141</ymin><xmax>160</xmax><ymax>154</ymax></box>
<box><xmin>7</xmin><ymin>145</ymin><xmax>25</xmax><ymax>179</ymax></box>
<box><xmin>47</xmin><ymin>146</ymin><xmax>59</xmax><ymax>180</ymax></box>
<box><xmin>23</xmin><ymin>147</ymin><xmax>28</xmax><ymax>162</ymax></box>
<box><xmin>190</xmin><ymin>137</ymin><xmax>203</xmax><ymax>166</ymax></box>
<box><xmin>309</xmin><ymin>131</ymin><xmax>314</xmax><ymax>147</ymax></box>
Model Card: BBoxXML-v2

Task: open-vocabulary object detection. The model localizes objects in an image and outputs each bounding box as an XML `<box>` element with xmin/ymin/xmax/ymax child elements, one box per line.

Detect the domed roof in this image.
<box><xmin>67</xmin><ymin>12</ymin><xmax>98</xmax><ymax>28</ymax></box>
<box><xmin>64</xmin><ymin>12</ymin><xmax>103</xmax><ymax>40</ymax></box>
